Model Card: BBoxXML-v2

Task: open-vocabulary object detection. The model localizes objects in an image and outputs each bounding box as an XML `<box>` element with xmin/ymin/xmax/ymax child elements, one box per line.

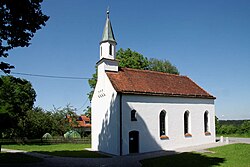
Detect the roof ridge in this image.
<box><xmin>120</xmin><ymin>67</ymin><xmax>184</xmax><ymax>77</ymax></box>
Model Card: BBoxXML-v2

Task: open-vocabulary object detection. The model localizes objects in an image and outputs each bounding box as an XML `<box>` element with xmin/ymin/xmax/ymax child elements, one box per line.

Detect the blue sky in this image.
<box><xmin>3</xmin><ymin>0</ymin><xmax>250</xmax><ymax>120</ymax></box>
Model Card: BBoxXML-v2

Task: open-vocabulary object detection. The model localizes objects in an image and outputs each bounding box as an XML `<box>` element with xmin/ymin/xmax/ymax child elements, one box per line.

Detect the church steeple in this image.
<box><xmin>100</xmin><ymin>10</ymin><xmax>117</xmax><ymax>44</ymax></box>
<box><xmin>100</xmin><ymin>9</ymin><xmax>117</xmax><ymax>60</ymax></box>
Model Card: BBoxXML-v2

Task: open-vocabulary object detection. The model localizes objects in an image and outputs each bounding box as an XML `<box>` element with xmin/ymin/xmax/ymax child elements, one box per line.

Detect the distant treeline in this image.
<box><xmin>216</xmin><ymin>118</ymin><xmax>250</xmax><ymax>137</ymax></box>
<box><xmin>219</xmin><ymin>120</ymin><xmax>250</xmax><ymax>126</ymax></box>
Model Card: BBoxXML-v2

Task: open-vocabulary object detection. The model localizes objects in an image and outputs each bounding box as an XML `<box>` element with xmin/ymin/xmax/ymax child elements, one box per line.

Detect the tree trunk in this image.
<box><xmin>0</xmin><ymin>130</ymin><xmax>2</xmax><ymax>152</ymax></box>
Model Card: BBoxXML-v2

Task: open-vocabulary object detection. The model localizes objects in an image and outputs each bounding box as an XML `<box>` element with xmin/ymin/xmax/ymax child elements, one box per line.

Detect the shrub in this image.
<box><xmin>42</xmin><ymin>133</ymin><xmax>52</xmax><ymax>140</ymax></box>
<box><xmin>64</xmin><ymin>130</ymin><xmax>81</xmax><ymax>139</ymax></box>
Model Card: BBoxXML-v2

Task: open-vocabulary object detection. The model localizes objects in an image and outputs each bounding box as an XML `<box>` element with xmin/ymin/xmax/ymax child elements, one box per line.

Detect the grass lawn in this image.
<box><xmin>3</xmin><ymin>143</ymin><xmax>109</xmax><ymax>158</ymax></box>
<box><xmin>0</xmin><ymin>152</ymin><xmax>43</xmax><ymax>164</ymax></box>
<box><xmin>140</xmin><ymin>143</ymin><xmax>250</xmax><ymax>167</ymax></box>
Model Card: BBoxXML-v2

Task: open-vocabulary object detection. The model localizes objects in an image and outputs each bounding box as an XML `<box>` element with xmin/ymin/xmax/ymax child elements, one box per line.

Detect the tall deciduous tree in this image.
<box><xmin>17</xmin><ymin>107</ymin><xmax>53</xmax><ymax>139</ymax></box>
<box><xmin>0</xmin><ymin>75</ymin><xmax>36</xmax><ymax>151</ymax></box>
<box><xmin>116</xmin><ymin>48</ymin><xmax>149</xmax><ymax>69</ymax></box>
<box><xmin>50</xmin><ymin>104</ymin><xmax>78</xmax><ymax>136</ymax></box>
<box><xmin>0</xmin><ymin>0</ymin><xmax>49</xmax><ymax>73</ymax></box>
<box><xmin>87</xmin><ymin>68</ymin><xmax>97</xmax><ymax>102</ymax></box>
<box><xmin>148</xmin><ymin>58</ymin><xmax>179</xmax><ymax>75</ymax></box>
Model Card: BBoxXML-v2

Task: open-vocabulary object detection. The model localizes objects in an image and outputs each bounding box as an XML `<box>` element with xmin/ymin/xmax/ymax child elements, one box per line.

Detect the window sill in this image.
<box><xmin>160</xmin><ymin>135</ymin><xmax>169</xmax><ymax>140</ymax></box>
<box><xmin>184</xmin><ymin>133</ymin><xmax>192</xmax><ymax>137</ymax></box>
<box><xmin>205</xmin><ymin>132</ymin><xmax>211</xmax><ymax>136</ymax></box>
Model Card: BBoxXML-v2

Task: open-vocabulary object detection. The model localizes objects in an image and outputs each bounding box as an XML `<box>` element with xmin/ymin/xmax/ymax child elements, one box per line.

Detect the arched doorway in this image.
<box><xmin>129</xmin><ymin>131</ymin><xmax>139</xmax><ymax>153</ymax></box>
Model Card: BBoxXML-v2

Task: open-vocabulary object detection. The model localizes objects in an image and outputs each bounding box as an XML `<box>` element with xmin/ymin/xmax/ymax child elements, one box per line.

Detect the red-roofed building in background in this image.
<box><xmin>76</xmin><ymin>115</ymin><xmax>91</xmax><ymax>128</ymax></box>
<box><xmin>91</xmin><ymin>10</ymin><xmax>216</xmax><ymax>156</ymax></box>
<box><xmin>67</xmin><ymin>115</ymin><xmax>91</xmax><ymax>136</ymax></box>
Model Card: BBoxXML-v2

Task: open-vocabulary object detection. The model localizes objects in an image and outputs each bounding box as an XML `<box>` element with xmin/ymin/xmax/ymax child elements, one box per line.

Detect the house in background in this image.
<box><xmin>76</xmin><ymin>116</ymin><xmax>91</xmax><ymax>128</ymax></box>
<box><xmin>91</xmin><ymin>10</ymin><xmax>216</xmax><ymax>156</ymax></box>
<box><xmin>67</xmin><ymin>115</ymin><xmax>91</xmax><ymax>136</ymax></box>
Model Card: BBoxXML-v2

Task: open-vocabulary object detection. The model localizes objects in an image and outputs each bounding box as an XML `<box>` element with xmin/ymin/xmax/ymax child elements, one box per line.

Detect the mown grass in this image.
<box><xmin>140</xmin><ymin>143</ymin><xmax>250</xmax><ymax>167</ymax></box>
<box><xmin>3</xmin><ymin>143</ymin><xmax>109</xmax><ymax>158</ymax></box>
<box><xmin>207</xmin><ymin>143</ymin><xmax>250</xmax><ymax>167</ymax></box>
<box><xmin>0</xmin><ymin>152</ymin><xmax>43</xmax><ymax>164</ymax></box>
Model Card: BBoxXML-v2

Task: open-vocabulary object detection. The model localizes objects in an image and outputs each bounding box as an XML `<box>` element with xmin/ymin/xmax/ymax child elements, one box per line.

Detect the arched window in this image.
<box><xmin>109</xmin><ymin>44</ymin><xmax>112</xmax><ymax>55</ymax></box>
<box><xmin>131</xmin><ymin>110</ymin><xmax>137</xmax><ymax>121</ymax></box>
<box><xmin>204</xmin><ymin>111</ymin><xmax>209</xmax><ymax>133</ymax></box>
<box><xmin>184</xmin><ymin>111</ymin><xmax>190</xmax><ymax>135</ymax></box>
<box><xmin>160</xmin><ymin>110</ymin><xmax>166</xmax><ymax>136</ymax></box>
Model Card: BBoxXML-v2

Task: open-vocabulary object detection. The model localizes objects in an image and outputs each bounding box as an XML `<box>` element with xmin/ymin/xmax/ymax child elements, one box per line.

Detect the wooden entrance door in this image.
<box><xmin>129</xmin><ymin>131</ymin><xmax>139</xmax><ymax>153</ymax></box>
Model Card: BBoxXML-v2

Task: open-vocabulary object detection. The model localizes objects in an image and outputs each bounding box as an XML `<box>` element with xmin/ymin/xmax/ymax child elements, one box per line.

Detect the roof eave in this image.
<box><xmin>99</xmin><ymin>39</ymin><xmax>117</xmax><ymax>45</ymax></box>
<box><xmin>117</xmin><ymin>90</ymin><xmax>216</xmax><ymax>99</ymax></box>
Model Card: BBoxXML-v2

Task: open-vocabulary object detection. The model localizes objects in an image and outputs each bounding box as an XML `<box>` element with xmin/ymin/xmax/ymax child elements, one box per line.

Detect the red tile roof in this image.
<box><xmin>77</xmin><ymin>116</ymin><xmax>91</xmax><ymax>128</ymax></box>
<box><xmin>106</xmin><ymin>68</ymin><xmax>215</xmax><ymax>99</ymax></box>
<box><xmin>67</xmin><ymin>115</ymin><xmax>91</xmax><ymax>128</ymax></box>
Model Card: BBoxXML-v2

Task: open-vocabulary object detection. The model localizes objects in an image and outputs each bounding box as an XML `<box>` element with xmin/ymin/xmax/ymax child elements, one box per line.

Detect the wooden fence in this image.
<box><xmin>0</xmin><ymin>137</ymin><xmax>91</xmax><ymax>145</ymax></box>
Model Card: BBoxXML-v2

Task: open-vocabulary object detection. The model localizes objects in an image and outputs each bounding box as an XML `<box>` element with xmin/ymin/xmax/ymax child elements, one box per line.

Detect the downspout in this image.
<box><xmin>119</xmin><ymin>93</ymin><xmax>123</xmax><ymax>156</ymax></box>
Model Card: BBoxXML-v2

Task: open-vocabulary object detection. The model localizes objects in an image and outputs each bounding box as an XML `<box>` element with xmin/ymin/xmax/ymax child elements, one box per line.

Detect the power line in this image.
<box><xmin>2</xmin><ymin>72</ymin><xmax>91</xmax><ymax>80</ymax></box>
<box><xmin>76</xmin><ymin>97</ymin><xmax>90</xmax><ymax>111</ymax></box>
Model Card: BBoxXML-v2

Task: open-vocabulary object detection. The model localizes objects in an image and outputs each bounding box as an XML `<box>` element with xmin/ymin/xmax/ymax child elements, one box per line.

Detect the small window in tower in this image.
<box><xmin>109</xmin><ymin>44</ymin><xmax>112</xmax><ymax>55</ymax></box>
<box><xmin>131</xmin><ymin>110</ymin><xmax>137</xmax><ymax>121</ymax></box>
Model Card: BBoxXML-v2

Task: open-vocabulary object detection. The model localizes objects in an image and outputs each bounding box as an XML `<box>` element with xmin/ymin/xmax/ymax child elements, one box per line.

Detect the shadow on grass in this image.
<box><xmin>140</xmin><ymin>152</ymin><xmax>225</xmax><ymax>167</ymax></box>
<box><xmin>0</xmin><ymin>152</ymin><xmax>43</xmax><ymax>164</ymax></box>
<box><xmin>36</xmin><ymin>150</ymin><xmax>110</xmax><ymax>158</ymax></box>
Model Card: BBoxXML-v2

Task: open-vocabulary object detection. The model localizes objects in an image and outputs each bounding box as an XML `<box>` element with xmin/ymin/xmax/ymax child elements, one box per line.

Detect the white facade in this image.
<box><xmin>91</xmin><ymin>58</ymin><xmax>120</xmax><ymax>155</ymax></box>
<box><xmin>121</xmin><ymin>95</ymin><xmax>215</xmax><ymax>155</ymax></box>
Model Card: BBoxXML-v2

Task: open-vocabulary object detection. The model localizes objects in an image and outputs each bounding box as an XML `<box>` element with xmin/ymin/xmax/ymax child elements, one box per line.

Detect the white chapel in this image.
<box><xmin>91</xmin><ymin>10</ymin><xmax>216</xmax><ymax>156</ymax></box>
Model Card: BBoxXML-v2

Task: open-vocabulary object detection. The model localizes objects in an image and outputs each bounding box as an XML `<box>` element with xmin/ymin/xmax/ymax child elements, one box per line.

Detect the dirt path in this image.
<box><xmin>1</xmin><ymin>138</ymin><xmax>249</xmax><ymax>167</ymax></box>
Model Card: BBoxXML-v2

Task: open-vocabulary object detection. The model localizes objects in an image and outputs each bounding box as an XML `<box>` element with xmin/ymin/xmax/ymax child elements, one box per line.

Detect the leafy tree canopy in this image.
<box><xmin>0</xmin><ymin>75</ymin><xmax>36</xmax><ymax>124</ymax></box>
<box><xmin>87</xmin><ymin>68</ymin><xmax>97</xmax><ymax>101</ymax></box>
<box><xmin>0</xmin><ymin>75</ymin><xmax>36</xmax><ymax>151</ymax></box>
<box><xmin>50</xmin><ymin>104</ymin><xmax>78</xmax><ymax>136</ymax></box>
<box><xmin>148</xmin><ymin>58</ymin><xmax>179</xmax><ymax>75</ymax></box>
<box><xmin>3</xmin><ymin>105</ymin><xmax>83</xmax><ymax>139</ymax></box>
<box><xmin>16</xmin><ymin>107</ymin><xmax>53</xmax><ymax>139</ymax></box>
<box><xmin>116</xmin><ymin>48</ymin><xmax>149</xmax><ymax>69</ymax></box>
<box><xmin>0</xmin><ymin>0</ymin><xmax>49</xmax><ymax>73</ymax></box>
<box><xmin>84</xmin><ymin>106</ymin><xmax>91</xmax><ymax>122</ymax></box>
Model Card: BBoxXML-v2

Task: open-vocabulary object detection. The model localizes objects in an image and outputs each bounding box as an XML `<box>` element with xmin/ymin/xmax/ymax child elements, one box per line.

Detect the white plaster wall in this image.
<box><xmin>91</xmin><ymin>64</ymin><xmax>120</xmax><ymax>155</ymax></box>
<box><xmin>122</xmin><ymin>95</ymin><xmax>215</xmax><ymax>155</ymax></box>
<box><xmin>102</xmin><ymin>59</ymin><xmax>118</xmax><ymax>72</ymax></box>
<box><xmin>100</xmin><ymin>42</ymin><xmax>116</xmax><ymax>59</ymax></box>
